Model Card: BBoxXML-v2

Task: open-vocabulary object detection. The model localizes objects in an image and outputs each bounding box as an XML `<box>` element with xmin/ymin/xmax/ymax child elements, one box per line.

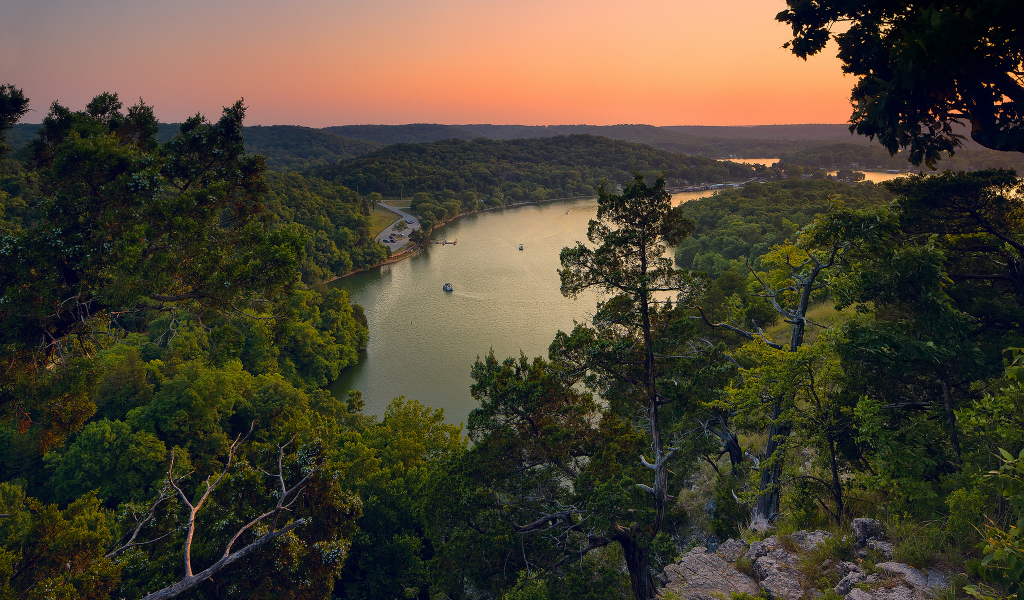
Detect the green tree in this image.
<box><xmin>457</xmin><ymin>189</ymin><xmax>478</xmax><ymax>212</ymax></box>
<box><xmin>777</xmin><ymin>0</ymin><xmax>1024</xmax><ymax>164</ymax></box>
<box><xmin>728</xmin><ymin>336</ymin><xmax>853</xmax><ymax>523</ymax></box>
<box><xmin>800</xmin><ymin>172</ymin><xmax>1024</xmax><ymax>510</ymax></box>
<box><xmin>1</xmin><ymin>93</ymin><xmax>302</xmax><ymax>354</ymax></box>
<box><xmin>45</xmin><ymin>419</ymin><xmax>166</xmax><ymax>507</ymax></box>
<box><xmin>0</xmin><ymin>483</ymin><xmax>120</xmax><ymax>600</ymax></box>
<box><xmin>0</xmin><ymin>93</ymin><xmax>303</xmax><ymax>444</ymax></box>
<box><xmin>425</xmin><ymin>351</ymin><xmax>646</xmax><ymax>599</ymax></box>
<box><xmin>0</xmin><ymin>84</ymin><xmax>29</xmax><ymax>160</ymax></box>
<box><xmin>556</xmin><ymin>174</ymin><xmax>701</xmax><ymax>599</ymax></box>
<box><xmin>335</xmin><ymin>397</ymin><xmax>465</xmax><ymax>600</ymax></box>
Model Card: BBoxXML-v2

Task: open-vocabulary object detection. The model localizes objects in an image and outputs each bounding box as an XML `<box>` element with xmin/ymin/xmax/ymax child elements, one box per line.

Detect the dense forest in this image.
<box><xmin>310</xmin><ymin>135</ymin><xmax>756</xmax><ymax>204</ymax></box>
<box><xmin>324</xmin><ymin>123</ymin><xmax>872</xmax><ymax>158</ymax></box>
<box><xmin>673</xmin><ymin>178</ymin><xmax>895</xmax><ymax>276</ymax></box>
<box><xmin>8</xmin><ymin>122</ymin><xmax>384</xmax><ymax>172</ymax></box>
<box><xmin>3</xmin><ymin>7</ymin><xmax>1024</xmax><ymax>595</ymax></box>
<box><xmin>779</xmin><ymin>143</ymin><xmax>1024</xmax><ymax>173</ymax></box>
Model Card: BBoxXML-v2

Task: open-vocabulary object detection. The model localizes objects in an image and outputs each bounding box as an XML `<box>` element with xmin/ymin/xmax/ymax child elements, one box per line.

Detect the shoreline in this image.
<box><xmin>332</xmin><ymin>194</ymin><xmax>600</xmax><ymax>281</ymax></box>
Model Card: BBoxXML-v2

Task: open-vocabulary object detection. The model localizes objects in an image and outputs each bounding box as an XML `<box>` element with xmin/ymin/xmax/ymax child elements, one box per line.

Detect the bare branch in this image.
<box><xmin>137</xmin><ymin>425</ymin><xmax>318</xmax><ymax>600</ymax></box>
<box><xmin>693</xmin><ymin>306</ymin><xmax>785</xmax><ymax>350</ymax></box>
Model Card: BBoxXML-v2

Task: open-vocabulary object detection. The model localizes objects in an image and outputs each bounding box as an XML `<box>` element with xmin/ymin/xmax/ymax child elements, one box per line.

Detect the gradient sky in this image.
<box><xmin>0</xmin><ymin>0</ymin><xmax>853</xmax><ymax>127</ymax></box>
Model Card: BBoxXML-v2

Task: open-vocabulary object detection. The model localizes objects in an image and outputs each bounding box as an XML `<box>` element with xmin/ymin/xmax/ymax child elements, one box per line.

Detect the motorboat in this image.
<box><xmin>442</xmin><ymin>283</ymin><xmax>454</xmax><ymax>292</ymax></box>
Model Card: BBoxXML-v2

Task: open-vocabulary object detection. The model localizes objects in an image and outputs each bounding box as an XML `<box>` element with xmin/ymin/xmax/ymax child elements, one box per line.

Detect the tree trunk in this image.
<box><xmin>723</xmin><ymin>429</ymin><xmax>743</xmax><ymax>475</ymax></box>
<box><xmin>753</xmin><ymin>403</ymin><xmax>789</xmax><ymax>525</ymax></box>
<box><xmin>619</xmin><ymin>532</ymin><xmax>657</xmax><ymax>600</ymax></box>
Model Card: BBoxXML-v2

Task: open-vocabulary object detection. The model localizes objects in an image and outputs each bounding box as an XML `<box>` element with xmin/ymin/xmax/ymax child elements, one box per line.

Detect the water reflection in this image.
<box><xmin>328</xmin><ymin>193</ymin><xmax>710</xmax><ymax>423</ymax></box>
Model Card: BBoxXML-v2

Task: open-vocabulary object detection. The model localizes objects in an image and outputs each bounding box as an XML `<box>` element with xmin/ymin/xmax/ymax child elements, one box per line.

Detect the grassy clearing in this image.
<box><xmin>370</xmin><ymin>207</ymin><xmax>401</xmax><ymax>236</ymax></box>
<box><xmin>383</xmin><ymin>197</ymin><xmax>412</xmax><ymax>208</ymax></box>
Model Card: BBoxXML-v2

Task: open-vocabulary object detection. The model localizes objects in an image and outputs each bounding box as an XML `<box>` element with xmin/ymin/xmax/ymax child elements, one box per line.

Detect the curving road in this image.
<box><xmin>374</xmin><ymin>203</ymin><xmax>421</xmax><ymax>253</ymax></box>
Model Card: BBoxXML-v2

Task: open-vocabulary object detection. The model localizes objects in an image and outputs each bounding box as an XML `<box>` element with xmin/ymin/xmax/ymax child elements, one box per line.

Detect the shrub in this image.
<box><xmin>711</xmin><ymin>474</ymin><xmax>749</xmax><ymax>540</ymax></box>
<box><xmin>945</xmin><ymin>487</ymin><xmax>984</xmax><ymax>550</ymax></box>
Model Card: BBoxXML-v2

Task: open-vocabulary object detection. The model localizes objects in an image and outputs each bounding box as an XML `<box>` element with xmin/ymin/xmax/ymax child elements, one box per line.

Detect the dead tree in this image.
<box><xmin>698</xmin><ymin>241</ymin><xmax>841</xmax><ymax>526</ymax></box>
<box><xmin>113</xmin><ymin>431</ymin><xmax>319</xmax><ymax>600</ymax></box>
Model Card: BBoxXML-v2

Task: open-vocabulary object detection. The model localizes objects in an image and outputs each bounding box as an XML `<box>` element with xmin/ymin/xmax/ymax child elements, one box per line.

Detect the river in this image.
<box><xmin>329</xmin><ymin>173</ymin><xmax>911</xmax><ymax>424</ymax></box>
<box><xmin>328</xmin><ymin>193</ymin><xmax>709</xmax><ymax>424</ymax></box>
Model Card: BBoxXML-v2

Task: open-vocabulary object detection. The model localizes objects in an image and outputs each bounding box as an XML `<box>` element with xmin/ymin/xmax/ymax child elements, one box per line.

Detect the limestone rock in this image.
<box><xmin>663</xmin><ymin>547</ymin><xmax>760</xmax><ymax>600</ymax></box>
<box><xmin>847</xmin><ymin>588</ymin><xmax>874</xmax><ymax>600</ymax></box>
<box><xmin>748</xmin><ymin>536</ymin><xmax>779</xmax><ymax>560</ymax></box>
<box><xmin>836</xmin><ymin>561</ymin><xmax>864</xmax><ymax>579</ymax></box>
<box><xmin>791</xmin><ymin>530</ymin><xmax>833</xmax><ymax>552</ymax></box>
<box><xmin>850</xmin><ymin>583</ymin><xmax>919</xmax><ymax>600</ymax></box>
<box><xmin>835</xmin><ymin>571</ymin><xmax>867</xmax><ymax>596</ymax></box>
<box><xmin>717</xmin><ymin>538</ymin><xmax>750</xmax><ymax>562</ymax></box>
<box><xmin>875</xmin><ymin>562</ymin><xmax>947</xmax><ymax>593</ymax></box>
<box><xmin>852</xmin><ymin>519</ymin><xmax>885</xmax><ymax>545</ymax></box>
<box><xmin>867</xmin><ymin>540</ymin><xmax>894</xmax><ymax>560</ymax></box>
<box><xmin>758</xmin><ymin>567</ymin><xmax>804</xmax><ymax>600</ymax></box>
<box><xmin>753</xmin><ymin>548</ymin><xmax>803</xmax><ymax>600</ymax></box>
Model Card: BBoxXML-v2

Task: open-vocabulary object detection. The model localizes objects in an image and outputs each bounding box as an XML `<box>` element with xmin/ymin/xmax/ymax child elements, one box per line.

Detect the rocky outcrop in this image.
<box><xmin>663</xmin><ymin>548</ymin><xmax>760</xmax><ymax>600</ymax></box>
<box><xmin>791</xmin><ymin>530</ymin><xmax>833</xmax><ymax>553</ymax></box>
<box><xmin>717</xmin><ymin>538</ymin><xmax>749</xmax><ymax>562</ymax></box>
<box><xmin>875</xmin><ymin>562</ymin><xmax>948</xmax><ymax>593</ymax></box>
<box><xmin>851</xmin><ymin>518</ymin><xmax>893</xmax><ymax>560</ymax></box>
<box><xmin>750</xmin><ymin>537</ymin><xmax>804</xmax><ymax>600</ymax></box>
<box><xmin>852</xmin><ymin>519</ymin><xmax>885</xmax><ymax>545</ymax></box>
<box><xmin>659</xmin><ymin>521</ymin><xmax>952</xmax><ymax>600</ymax></box>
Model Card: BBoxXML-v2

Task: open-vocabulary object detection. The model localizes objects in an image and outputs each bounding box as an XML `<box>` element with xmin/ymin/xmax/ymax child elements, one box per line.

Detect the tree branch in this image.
<box><xmin>694</xmin><ymin>306</ymin><xmax>785</xmax><ymax>350</ymax></box>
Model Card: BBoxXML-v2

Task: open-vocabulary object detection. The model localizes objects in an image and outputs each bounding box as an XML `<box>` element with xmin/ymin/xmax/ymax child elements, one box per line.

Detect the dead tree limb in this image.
<box><xmin>138</xmin><ymin>432</ymin><xmax>318</xmax><ymax>600</ymax></box>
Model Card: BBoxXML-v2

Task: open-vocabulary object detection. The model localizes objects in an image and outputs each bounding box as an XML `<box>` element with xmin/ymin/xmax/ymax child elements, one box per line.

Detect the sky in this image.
<box><xmin>0</xmin><ymin>0</ymin><xmax>854</xmax><ymax>127</ymax></box>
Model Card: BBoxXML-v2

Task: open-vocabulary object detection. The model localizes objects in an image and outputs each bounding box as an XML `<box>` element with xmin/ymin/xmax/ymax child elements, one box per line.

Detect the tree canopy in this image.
<box><xmin>778</xmin><ymin>0</ymin><xmax>1024</xmax><ymax>165</ymax></box>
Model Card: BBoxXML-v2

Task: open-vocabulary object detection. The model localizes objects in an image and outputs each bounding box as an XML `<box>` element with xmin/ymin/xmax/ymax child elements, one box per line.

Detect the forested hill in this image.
<box><xmin>324</xmin><ymin>123</ymin><xmax>871</xmax><ymax>158</ymax></box>
<box><xmin>6</xmin><ymin>123</ymin><xmax>383</xmax><ymax>171</ymax></box>
<box><xmin>308</xmin><ymin>134</ymin><xmax>757</xmax><ymax>202</ymax></box>
<box><xmin>779</xmin><ymin>142</ymin><xmax>1024</xmax><ymax>173</ymax></box>
<box><xmin>160</xmin><ymin>124</ymin><xmax>383</xmax><ymax>170</ymax></box>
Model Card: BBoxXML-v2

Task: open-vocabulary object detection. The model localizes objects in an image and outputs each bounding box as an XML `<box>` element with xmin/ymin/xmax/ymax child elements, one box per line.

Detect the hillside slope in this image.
<box><xmin>309</xmin><ymin>134</ymin><xmax>756</xmax><ymax>203</ymax></box>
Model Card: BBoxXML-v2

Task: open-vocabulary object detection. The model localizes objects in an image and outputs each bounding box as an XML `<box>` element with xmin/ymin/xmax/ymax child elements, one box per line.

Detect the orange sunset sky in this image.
<box><xmin>0</xmin><ymin>0</ymin><xmax>853</xmax><ymax>127</ymax></box>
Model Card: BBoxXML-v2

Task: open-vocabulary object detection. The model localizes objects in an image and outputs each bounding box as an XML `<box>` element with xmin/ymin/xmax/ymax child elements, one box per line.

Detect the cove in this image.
<box><xmin>329</xmin><ymin>192</ymin><xmax>710</xmax><ymax>424</ymax></box>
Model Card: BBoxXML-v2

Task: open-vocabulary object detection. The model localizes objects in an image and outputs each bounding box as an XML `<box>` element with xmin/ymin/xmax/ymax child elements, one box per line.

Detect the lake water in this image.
<box><xmin>725</xmin><ymin>157</ymin><xmax>779</xmax><ymax>166</ymax></box>
<box><xmin>329</xmin><ymin>193</ymin><xmax>708</xmax><ymax>424</ymax></box>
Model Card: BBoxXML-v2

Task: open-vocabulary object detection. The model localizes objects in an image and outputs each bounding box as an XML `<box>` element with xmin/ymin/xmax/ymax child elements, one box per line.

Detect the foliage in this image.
<box><xmin>0</xmin><ymin>484</ymin><xmax>120</xmax><ymax>600</ymax></box>
<box><xmin>677</xmin><ymin>178</ymin><xmax>892</xmax><ymax>278</ymax></box>
<box><xmin>0</xmin><ymin>84</ymin><xmax>29</xmax><ymax>160</ymax></box>
<box><xmin>778</xmin><ymin>0</ymin><xmax>1024</xmax><ymax>163</ymax></box>
<box><xmin>311</xmin><ymin>135</ymin><xmax>755</xmax><ymax>204</ymax></box>
<box><xmin>971</xmin><ymin>449</ymin><xmax>1024</xmax><ymax>600</ymax></box>
<box><xmin>425</xmin><ymin>350</ymin><xmax>648</xmax><ymax>599</ymax></box>
<box><xmin>261</xmin><ymin>172</ymin><xmax>386</xmax><ymax>283</ymax></box>
<box><xmin>802</xmin><ymin>171</ymin><xmax>1024</xmax><ymax>512</ymax></box>
<box><xmin>728</xmin><ymin>335</ymin><xmax>853</xmax><ymax>522</ymax></box>
<box><xmin>335</xmin><ymin>397</ymin><xmax>465</xmax><ymax>600</ymax></box>
<box><xmin>0</xmin><ymin>93</ymin><xmax>306</xmax><ymax>447</ymax></box>
<box><xmin>779</xmin><ymin>143</ymin><xmax>1024</xmax><ymax>174</ymax></box>
<box><xmin>886</xmin><ymin>515</ymin><xmax>946</xmax><ymax>569</ymax></box>
<box><xmin>240</xmin><ymin>125</ymin><xmax>381</xmax><ymax>171</ymax></box>
<box><xmin>44</xmin><ymin>419</ymin><xmax>166</xmax><ymax>507</ymax></box>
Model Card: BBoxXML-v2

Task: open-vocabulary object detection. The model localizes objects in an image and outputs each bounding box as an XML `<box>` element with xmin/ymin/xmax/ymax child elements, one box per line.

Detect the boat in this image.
<box><xmin>442</xmin><ymin>283</ymin><xmax>453</xmax><ymax>292</ymax></box>
<box><xmin>518</xmin><ymin>244</ymin><xmax>524</xmax><ymax>250</ymax></box>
